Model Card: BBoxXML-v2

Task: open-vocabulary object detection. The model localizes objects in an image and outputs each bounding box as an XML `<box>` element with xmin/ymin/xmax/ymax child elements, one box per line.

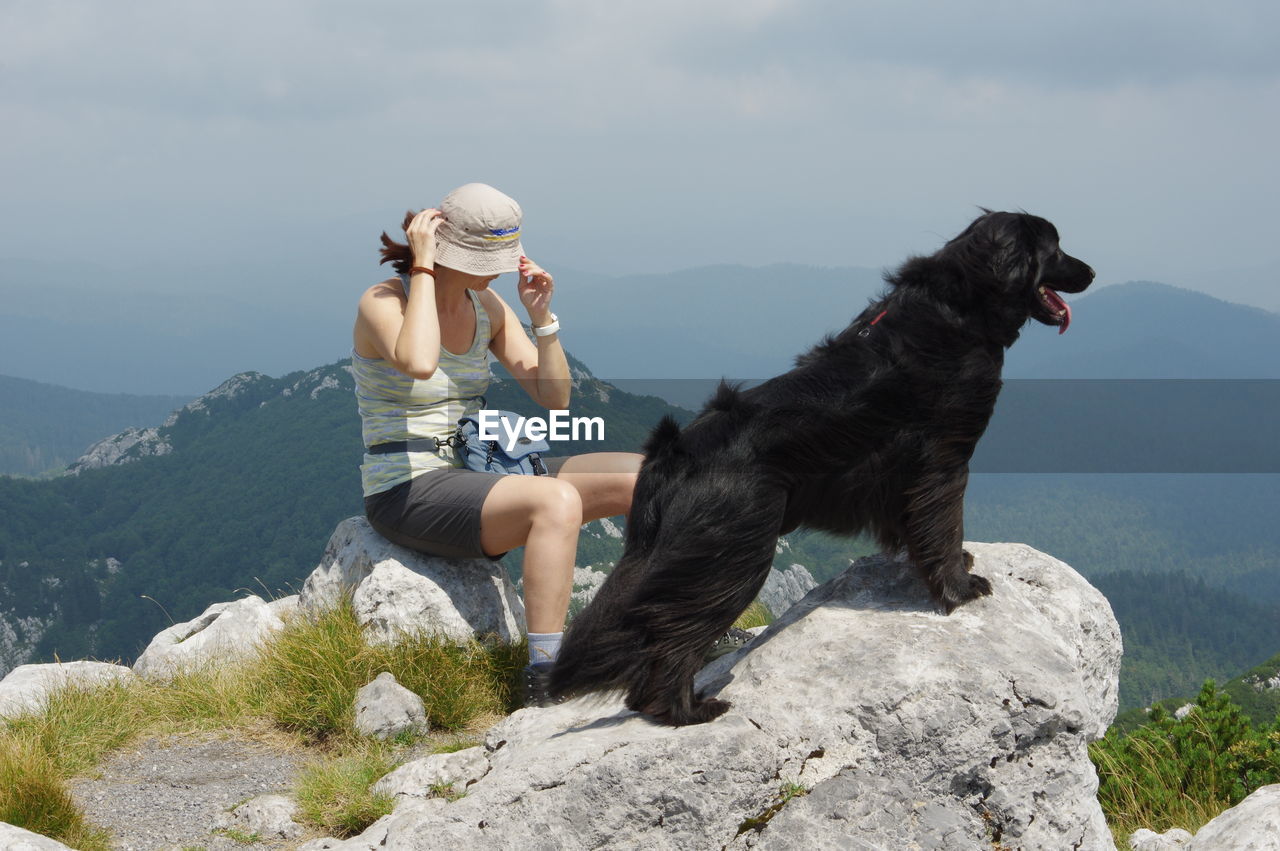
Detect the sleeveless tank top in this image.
<box><xmin>352</xmin><ymin>279</ymin><xmax>492</xmax><ymax>497</ymax></box>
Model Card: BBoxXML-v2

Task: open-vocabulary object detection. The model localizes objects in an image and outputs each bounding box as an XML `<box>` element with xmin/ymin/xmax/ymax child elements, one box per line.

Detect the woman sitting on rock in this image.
<box><xmin>351</xmin><ymin>183</ymin><xmax>640</xmax><ymax>705</ymax></box>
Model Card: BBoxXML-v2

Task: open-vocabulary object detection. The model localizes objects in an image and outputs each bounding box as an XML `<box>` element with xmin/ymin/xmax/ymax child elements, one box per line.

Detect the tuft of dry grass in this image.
<box><xmin>734</xmin><ymin>601</ymin><xmax>774</xmax><ymax>630</ymax></box>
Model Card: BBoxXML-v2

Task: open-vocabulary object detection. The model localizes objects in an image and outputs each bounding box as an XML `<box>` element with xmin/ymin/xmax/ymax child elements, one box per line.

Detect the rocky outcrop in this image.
<box><xmin>310</xmin><ymin>542</ymin><xmax>1121</xmax><ymax>850</ymax></box>
<box><xmin>132</xmin><ymin>594</ymin><xmax>298</xmax><ymax>678</ymax></box>
<box><xmin>66</xmin><ymin>425</ymin><xmax>171</xmax><ymax>474</ymax></box>
<box><xmin>65</xmin><ymin>366</ymin><xmax>354</xmax><ymax>475</ymax></box>
<box><xmin>0</xmin><ymin>609</ymin><xmax>50</xmax><ymax>679</ymax></box>
<box><xmin>0</xmin><ymin>660</ymin><xmax>135</xmax><ymax>719</ymax></box>
<box><xmin>1131</xmin><ymin>783</ymin><xmax>1280</xmax><ymax>849</ymax></box>
<box><xmin>758</xmin><ymin>562</ymin><xmax>818</xmax><ymax>618</ymax></box>
<box><xmin>299</xmin><ymin>517</ymin><xmax>525</xmax><ymax>644</ymax></box>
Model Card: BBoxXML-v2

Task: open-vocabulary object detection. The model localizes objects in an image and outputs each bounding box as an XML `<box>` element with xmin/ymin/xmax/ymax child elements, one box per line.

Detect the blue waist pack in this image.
<box><xmin>455</xmin><ymin>410</ymin><xmax>550</xmax><ymax>476</ymax></box>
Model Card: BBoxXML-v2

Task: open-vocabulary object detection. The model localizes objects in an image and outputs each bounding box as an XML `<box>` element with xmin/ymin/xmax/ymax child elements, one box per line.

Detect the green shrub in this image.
<box><xmin>1091</xmin><ymin>680</ymin><xmax>1280</xmax><ymax>841</ymax></box>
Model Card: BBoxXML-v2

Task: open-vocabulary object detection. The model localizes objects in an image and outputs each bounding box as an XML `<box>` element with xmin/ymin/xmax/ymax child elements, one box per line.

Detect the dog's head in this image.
<box><xmin>941</xmin><ymin>211</ymin><xmax>1095</xmax><ymax>334</ymax></box>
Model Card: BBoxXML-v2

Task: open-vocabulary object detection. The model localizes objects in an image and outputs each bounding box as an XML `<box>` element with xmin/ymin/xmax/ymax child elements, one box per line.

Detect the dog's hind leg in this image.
<box><xmin>903</xmin><ymin>462</ymin><xmax>992</xmax><ymax>614</ymax></box>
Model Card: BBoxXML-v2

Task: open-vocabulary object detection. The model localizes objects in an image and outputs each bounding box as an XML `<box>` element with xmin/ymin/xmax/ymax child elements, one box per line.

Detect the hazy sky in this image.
<box><xmin>3</xmin><ymin>0</ymin><xmax>1278</xmax><ymax>310</ymax></box>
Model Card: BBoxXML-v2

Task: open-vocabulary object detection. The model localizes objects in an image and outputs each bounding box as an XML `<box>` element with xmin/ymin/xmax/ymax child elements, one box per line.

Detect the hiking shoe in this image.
<box><xmin>703</xmin><ymin>626</ymin><xmax>755</xmax><ymax>663</ymax></box>
<box><xmin>521</xmin><ymin>662</ymin><xmax>564</xmax><ymax>708</ymax></box>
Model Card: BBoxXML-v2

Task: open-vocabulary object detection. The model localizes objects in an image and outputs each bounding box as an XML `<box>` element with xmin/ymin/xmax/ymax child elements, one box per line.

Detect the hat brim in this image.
<box><xmin>435</xmin><ymin>236</ymin><xmax>523</xmax><ymax>276</ymax></box>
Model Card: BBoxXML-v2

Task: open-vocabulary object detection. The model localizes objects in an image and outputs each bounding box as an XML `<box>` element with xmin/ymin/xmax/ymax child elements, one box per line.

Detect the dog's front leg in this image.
<box><xmin>903</xmin><ymin>461</ymin><xmax>992</xmax><ymax>614</ymax></box>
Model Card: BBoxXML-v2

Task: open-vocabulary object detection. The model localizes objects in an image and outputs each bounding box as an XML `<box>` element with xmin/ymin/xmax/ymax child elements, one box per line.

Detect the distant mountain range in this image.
<box><xmin>14</xmin><ymin>256</ymin><xmax>1275</xmax><ymax>396</ymax></box>
<box><xmin>1003</xmin><ymin>281</ymin><xmax>1280</xmax><ymax>379</ymax></box>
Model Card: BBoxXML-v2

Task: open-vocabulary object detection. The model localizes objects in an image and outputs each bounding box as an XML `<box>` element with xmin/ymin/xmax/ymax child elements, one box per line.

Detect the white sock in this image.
<box><xmin>528</xmin><ymin>631</ymin><xmax>562</xmax><ymax>665</ymax></box>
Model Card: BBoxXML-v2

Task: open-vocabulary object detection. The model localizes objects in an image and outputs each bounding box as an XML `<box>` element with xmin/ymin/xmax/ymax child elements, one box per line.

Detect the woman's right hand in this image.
<box><xmin>406</xmin><ymin>208</ymin><xmax>445</xmax><ymax>267</ymax></box>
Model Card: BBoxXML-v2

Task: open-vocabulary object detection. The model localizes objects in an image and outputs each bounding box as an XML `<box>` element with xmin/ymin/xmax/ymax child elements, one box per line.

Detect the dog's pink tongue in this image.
<box><xmin>1043</xmin><ymin>287</ymin><xmax>1072</xmax><ymax>334</ymax></box>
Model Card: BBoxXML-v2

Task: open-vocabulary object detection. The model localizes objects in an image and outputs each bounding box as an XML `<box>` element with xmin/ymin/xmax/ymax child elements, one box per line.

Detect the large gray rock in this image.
<box><xmin>1185</xmin><ymin>783</ymin><xmax>1280</xmax><ymax>850</ymax></box>
<box><xmin>0</xmin><ymin>822</ymin><xmax>76</xmax><ymax>850</ymax></box>
<box><xmin>314</xmin><ymin>542</ymin><xmax>1121</xmax><ymax>850</ymax></box>
<box><xmin>132</xmin><ymin>594</ymin><xmax>297</xmax><ymax>679</ymax></box>
<box><xmin>300</xmin><ymin>517</ymin><xmax>524</xmax><ymax>643</ymax></box>
<box><xmin>0</xmin><ymin>660</ymin><xmax>135</xmax><ymax>719</ymax></box>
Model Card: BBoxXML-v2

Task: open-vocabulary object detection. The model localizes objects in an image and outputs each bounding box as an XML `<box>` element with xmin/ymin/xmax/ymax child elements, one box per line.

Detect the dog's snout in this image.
<box><xmin>1087</xmin><ymin>265</ymin><xmax>1096</xmax><ymax>281</ymax></box>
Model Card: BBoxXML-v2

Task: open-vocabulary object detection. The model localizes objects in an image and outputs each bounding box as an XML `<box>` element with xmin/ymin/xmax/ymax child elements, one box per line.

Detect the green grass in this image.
<box><xmin>733</xmin><ymin>601</ymin><xmax>774</xmax><ymax>630</ymax></box>
<box><xmin>0</xmin><ymin>597</ymin><xmax>524</xmax><ymax>843</ymax></box>
<box><xmin>293</xmin><ymin>739</ymin><xmax>397</xmax><ymax>837</ymax></box>
<box><xmin>0</xmin><ymin>731</ymin><xmax>113</xmax><ymax>850</ymax></box>
<box><xmin>254</xmin><ymin>600</ymin><xmax>525</xmax><ymax>738</ymax></box>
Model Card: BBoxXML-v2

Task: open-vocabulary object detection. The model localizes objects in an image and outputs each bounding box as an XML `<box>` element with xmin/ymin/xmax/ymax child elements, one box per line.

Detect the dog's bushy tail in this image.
<box><xmin>549</xmin><ymin>416</ymin><xmax>685</xmax><ymax>699</ymax></box>
<box><xmin>548</xmin><ymin>550</ymin><xmax>655</xmax><ymax>698</ymax></box>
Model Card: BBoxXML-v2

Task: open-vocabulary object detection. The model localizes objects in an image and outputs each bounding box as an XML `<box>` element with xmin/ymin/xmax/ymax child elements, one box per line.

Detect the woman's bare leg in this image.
<box><xmin>552</xmin><ymin>452</ymin><xmax>641</xmax><ymax>521</ymax></box>
<box><xmin>480</xmin><ymin>475</ymin><xmax>582</xmax><ymax>634</ymax></box>
<box><xmin>478</xmin><ymin>452</ymin><xmax>640</xmax><ymax>634</ymax></box>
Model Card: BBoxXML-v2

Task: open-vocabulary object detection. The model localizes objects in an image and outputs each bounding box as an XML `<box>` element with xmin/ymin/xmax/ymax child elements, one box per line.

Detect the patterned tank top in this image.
<box><xmin>352</xmin><ymin>280</ymin><xmax>492</xmax><ymax>497</ymax></box>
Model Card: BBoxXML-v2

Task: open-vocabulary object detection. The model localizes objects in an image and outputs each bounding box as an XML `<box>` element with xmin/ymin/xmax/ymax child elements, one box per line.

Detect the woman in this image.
<box><xmin>351</xmin><ymin>183</ymin><xmax>641</xmax><ymax>705</ymax></box>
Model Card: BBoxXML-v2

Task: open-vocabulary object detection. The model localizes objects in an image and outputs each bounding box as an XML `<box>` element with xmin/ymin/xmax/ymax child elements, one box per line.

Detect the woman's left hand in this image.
<box><xmin>517</xmin><ymin>256</ymin><xmax>555</xmax><ymax>325</ymax></box>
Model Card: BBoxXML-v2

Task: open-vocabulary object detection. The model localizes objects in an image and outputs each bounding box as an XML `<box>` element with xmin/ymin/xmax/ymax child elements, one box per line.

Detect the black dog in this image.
<box><xmin>550</xmin><ymin>211</ymin><xmax>1094</xmax><ymax>726</ymax></box>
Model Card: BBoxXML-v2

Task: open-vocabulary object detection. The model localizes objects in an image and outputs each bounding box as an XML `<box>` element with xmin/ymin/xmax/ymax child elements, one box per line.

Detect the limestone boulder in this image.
<box><xmin>300</xmin><ymin>517</ymin><xmax>524</xmax><ymax>643</ymax></box>
<box><xmin>0</xmin><ymin>822</ymin><xmax>76</xmax><ymax>850</ymax></box>
<box><xmin>132</xmin><ymin>594</ymin><xmax>297</xmax><ymax>679</ymax></box>
<box><xmin>1186</xmin><ymin>783</ymin><xmax>1280</xmax><ymax>850</ymax></box>
<box><xmin>0</xmin><ymin>660</ymin><xmax>135</xmax><ymax>719</ymax></box>
<box><xmin>313</xmin><ymin>542</ymin><xmax>1122</xmax><ymax>850</ymax></box>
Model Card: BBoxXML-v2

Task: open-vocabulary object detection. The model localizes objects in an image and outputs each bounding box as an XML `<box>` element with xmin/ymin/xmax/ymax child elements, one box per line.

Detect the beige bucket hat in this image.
<box><xmin>434</xmin><ymin>183</ymin><xmax>524</xmax><ymax>276</ymax></box>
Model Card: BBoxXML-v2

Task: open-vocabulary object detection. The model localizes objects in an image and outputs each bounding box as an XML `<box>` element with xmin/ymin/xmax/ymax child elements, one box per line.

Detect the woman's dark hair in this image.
<box><xmin>379</xmin><ymin>210</ymin><xmax>417</xmax><ymax>275</ymax></box>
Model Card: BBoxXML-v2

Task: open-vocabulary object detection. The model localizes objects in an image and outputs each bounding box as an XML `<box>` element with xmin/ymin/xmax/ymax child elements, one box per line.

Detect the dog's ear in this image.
<box><xmin>947</xmin><ymin>212</ymin><xmax>1040</xmax><ymax>291</ymax></box>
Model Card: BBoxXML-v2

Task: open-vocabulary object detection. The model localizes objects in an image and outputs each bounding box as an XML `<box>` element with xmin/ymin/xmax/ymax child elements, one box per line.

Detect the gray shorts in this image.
<box><xmin>363</xmin><ymin>460</ymin><xmax>566</xmax><ymax>560</ymax></box>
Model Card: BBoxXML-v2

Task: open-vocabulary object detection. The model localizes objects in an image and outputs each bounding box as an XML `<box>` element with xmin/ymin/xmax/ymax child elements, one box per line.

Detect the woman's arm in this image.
<box><xmin>354</xmin><ymin>210</ymin><xmax>445</xmax><ymax>379</ymax></box>
<box><xmin>487</xmin><ymin>257</ymin><xmax>571</xmax><ymax>409</ymax></box>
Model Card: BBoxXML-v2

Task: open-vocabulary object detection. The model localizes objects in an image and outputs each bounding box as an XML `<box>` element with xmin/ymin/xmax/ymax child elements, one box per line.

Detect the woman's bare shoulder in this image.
<box><xmin>476</xmin><ymin>287</ymin><xmax>507</xmax><ymax>329</ymax></box>
<box><xmin>359</xmin><ymin>277</ymin><xmax>406</xmax><ymax>308</ymax></box>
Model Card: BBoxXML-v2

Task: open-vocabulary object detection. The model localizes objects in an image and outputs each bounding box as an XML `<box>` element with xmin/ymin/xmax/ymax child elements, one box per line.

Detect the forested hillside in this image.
<box><xmin>0</xmin><ymin>354</ymin><xmax>682</xmax><ymax>672</ymax></box>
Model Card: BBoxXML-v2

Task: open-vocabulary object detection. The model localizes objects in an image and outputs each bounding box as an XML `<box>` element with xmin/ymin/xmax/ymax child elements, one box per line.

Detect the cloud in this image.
<box><xmin>1</xmin><ymin>0</ymin><xmax>1277</xmax><ymax>290</ymax></box>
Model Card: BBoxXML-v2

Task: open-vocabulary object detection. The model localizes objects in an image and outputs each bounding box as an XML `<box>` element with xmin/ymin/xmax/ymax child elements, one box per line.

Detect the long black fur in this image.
<box><xmin>550</xmin><ymin>211</ymin><xmax>1095</xmax><ymax>726</ymax></box>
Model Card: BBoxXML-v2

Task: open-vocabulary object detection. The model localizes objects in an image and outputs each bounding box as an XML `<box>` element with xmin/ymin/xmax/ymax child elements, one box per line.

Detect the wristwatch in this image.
<box><xmin>532</xmin><ymin>313</ymin><xmax>560</xmax><ymax>337</ymax></box>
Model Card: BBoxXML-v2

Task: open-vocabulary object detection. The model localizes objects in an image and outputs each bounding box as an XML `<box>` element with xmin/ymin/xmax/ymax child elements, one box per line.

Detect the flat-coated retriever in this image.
<box><xmin>550</xmin><ymin>211</ymin><xmax>1095</xmax><ymax>726</ymax></box>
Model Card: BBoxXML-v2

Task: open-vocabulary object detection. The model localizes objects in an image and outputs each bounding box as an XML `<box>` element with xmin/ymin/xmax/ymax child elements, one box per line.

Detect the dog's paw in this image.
<box><xmin>685</xmin><ymin>696</ymin><xmax>732</xmax><ymax>726</ymax></box>
<box><xmin>644</xmin><ymin>696</ymin><xmax>732</xmax><ymax>726</ymax></box>
<box><xmin>940</xmin><ymin>573</ymin><xmax>993</xmax><ymax>614</ymax></box>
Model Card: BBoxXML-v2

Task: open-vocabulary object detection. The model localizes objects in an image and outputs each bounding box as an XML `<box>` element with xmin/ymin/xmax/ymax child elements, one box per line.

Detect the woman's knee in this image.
<box><xmin>531</xmin><ymin>478</ymin><xmax>584</xmax><ymax>530</ymax></box>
